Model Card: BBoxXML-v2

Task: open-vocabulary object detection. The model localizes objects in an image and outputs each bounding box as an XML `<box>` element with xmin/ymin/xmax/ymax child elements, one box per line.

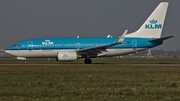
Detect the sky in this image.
<box><xmin>0</xmin><ymin>0</ymin><xmax>179</xmax><ymax>50</ymax></box>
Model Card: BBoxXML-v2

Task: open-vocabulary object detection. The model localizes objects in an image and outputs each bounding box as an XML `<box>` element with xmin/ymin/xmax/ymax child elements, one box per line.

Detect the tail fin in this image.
<box><xmin>126</xmin><ymin>2</ymin><xmax>169</xmax><ymax>38</ymax></box>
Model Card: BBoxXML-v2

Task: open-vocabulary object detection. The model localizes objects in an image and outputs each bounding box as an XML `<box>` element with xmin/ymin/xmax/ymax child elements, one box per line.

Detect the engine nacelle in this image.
<box><xmin>57</xmin><ymin>51</ymin><xmax>77</xmax><ymax>61</ymax></box>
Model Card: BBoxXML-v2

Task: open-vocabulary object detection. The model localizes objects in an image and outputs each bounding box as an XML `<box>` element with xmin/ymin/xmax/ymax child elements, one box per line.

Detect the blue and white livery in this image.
<box><xmin>5</xmin><ymin>2</ymin><xmax>173</xmax><ymax>64</ymax></box>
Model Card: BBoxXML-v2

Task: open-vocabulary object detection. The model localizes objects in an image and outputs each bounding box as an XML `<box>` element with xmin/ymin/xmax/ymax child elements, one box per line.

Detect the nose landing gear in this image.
<box><xmin>24</xmin><ymin>60</ymin><xmax>28</xmax><ymax>64</ymax></box>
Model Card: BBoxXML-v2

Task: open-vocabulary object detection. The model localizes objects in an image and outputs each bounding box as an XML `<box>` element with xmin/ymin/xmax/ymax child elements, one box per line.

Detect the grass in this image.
<box><xmin>0</xmin><ymin>64</ymin><xmax>180</xmax><ymax>101</ymax></box>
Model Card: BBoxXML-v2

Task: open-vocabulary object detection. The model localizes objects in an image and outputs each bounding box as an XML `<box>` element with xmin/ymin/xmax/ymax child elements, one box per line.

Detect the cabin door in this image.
<box><xmin>27</xmin><ymin>41</ymin><xmax>33</xmax><ymax>51</ymax></box>
<box><xmin>76</xmin><ymin>43</ymin><xmax>81</xmax><ymax>49</ymax></box>
<box><xmin>132</xmin><ymin>40</ymin><xmax>137</xmax><ymax>50</ymax></box>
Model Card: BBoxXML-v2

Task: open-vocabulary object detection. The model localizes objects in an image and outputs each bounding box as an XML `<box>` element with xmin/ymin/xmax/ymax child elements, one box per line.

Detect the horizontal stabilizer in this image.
<box><xmin>148</xmin><ymin>36</ymin><xmax>174</xmax><ymax>42</ymax></box>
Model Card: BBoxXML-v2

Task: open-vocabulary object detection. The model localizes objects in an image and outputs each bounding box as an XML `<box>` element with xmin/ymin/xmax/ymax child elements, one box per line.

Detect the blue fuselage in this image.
<box><xmin>6</xmin><ymin>37</ymin><xmax>162</xmax><ymax>51</ymax></box>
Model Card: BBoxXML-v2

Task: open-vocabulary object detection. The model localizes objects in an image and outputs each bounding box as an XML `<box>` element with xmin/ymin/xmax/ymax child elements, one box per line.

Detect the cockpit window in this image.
<box><xmin>13</xmin><ymin>44</ymin><xmax>20</xmax><ymax>46</ymax></box>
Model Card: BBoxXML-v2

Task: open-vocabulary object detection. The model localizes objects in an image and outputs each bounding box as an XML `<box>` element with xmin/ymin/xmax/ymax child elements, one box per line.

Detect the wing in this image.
<box><xmin>77</xmin><ymin>30</ymin><xmax>128</xmax><ymax>55</ymax></box>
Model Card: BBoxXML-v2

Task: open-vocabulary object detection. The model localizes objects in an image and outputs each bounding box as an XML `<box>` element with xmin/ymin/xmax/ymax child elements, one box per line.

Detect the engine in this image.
<box><xmin>57</xmin><ymin>51</ymin><xmax>78</xmax><ymax>61</ymax></box>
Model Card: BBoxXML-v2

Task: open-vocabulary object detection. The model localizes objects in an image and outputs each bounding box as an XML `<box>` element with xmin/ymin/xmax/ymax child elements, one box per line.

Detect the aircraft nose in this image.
<box><xmin>5</xmin><ymin>47</ymin><xmax>13</xmax><ymax>55</ymax></box>
<box><xmin>5</xmin><ymin>49</ymin><xmax>10</xmax><ymax>54</ymax></box>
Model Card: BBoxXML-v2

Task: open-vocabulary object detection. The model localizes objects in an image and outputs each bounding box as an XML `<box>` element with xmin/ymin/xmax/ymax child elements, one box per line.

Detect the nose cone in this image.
<box><xmin>5</xmin><ymin>46</ymin><xmax>14</xmax><ymax>56</ymax></box>
<box><xmin>5</xmin><ymin>49</ymin><xmax>11</xmax><ymax>55</ymax></box>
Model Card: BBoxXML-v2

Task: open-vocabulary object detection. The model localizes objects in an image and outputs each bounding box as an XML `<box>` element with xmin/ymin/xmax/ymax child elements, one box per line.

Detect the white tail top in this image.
<box><xmin>126</xmin><ymin>2</ymin><xmax>169</xmax><ymax>38</ymax></box>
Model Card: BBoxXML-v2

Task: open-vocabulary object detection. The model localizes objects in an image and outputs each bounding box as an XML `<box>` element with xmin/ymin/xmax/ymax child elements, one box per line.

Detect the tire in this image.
<box><xmin>24</xmin><ymin>60</ymin><xmax>28</xmax><ymax>64</ymax></box>
<box><xmin>84</xmin><ymin>58</ymin><xmax>92</xmax><ymax>64</ymax></box>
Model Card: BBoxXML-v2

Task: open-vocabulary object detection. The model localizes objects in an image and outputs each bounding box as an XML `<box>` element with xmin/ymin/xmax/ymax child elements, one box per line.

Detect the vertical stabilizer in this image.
<box><xmin>126</xmin><ymin>2</ymin><xmax>169</xmax><ymax>38</ymax></box>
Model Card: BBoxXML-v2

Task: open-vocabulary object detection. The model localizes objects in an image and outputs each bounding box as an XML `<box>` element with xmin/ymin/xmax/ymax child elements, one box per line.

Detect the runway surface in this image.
<box><xmin>1</xmin><ymin>63</ymin><xmax>180</xmax><ymax>67</ymax></box>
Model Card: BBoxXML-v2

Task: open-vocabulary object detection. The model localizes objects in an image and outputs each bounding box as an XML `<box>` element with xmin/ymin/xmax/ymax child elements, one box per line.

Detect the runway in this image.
<box><xmin>1</xmin><ymin>63</ymin><xmax>180</xmax><ymax>67</ymax></box>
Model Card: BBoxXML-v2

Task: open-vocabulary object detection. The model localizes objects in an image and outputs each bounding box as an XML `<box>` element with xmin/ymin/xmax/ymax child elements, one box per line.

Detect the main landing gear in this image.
<box><xmin>84</xmin><ymin>58</ymin><xmax>92</xmax><ymax>64</ymax></box>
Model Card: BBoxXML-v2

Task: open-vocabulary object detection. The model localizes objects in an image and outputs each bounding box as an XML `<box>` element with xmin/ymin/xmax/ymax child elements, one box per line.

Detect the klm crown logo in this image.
<box><xmin>62</xmin><ymin>54</ymin><xmax>68</xmax><ymax>58</ymax></box>
<box><xmin>42</xmin><ymin>40</ymin><xmax>54</xmax><ymax>45</ymax></box>
<box><xmin>145</xmin><ymin>19</ymin><xmax>162</xmax><ymax>29</ymax></box>
<box><xmin>150</xmin><ymin>19</ymin><xmax>157</xmax><ymax>24</ymax></box>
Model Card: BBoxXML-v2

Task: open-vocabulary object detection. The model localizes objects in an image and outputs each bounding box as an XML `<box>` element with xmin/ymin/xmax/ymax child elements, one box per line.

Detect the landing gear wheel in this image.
<box><xmin>24</xmin><ymin>60</ymin><xmax>28</xmax><ymax>64</ymax></box>
<box><xmin>84</xmin><ymin>58</ymin><xmax>92</xmax><ymax>64</ymax></box>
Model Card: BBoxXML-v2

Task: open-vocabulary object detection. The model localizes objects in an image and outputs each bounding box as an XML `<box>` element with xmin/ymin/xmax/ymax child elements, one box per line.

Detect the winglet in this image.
<box><xmin>116</xmin><ymin>30</ymin><xmax>127</xmax><ymax>44</ymax></box>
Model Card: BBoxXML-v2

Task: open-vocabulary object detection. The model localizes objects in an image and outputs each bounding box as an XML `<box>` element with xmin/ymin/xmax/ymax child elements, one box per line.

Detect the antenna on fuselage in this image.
<box><xmin>107</xmin><ymin>35</ymin><xmax>113</xmax><ymax>38</ymax></box>
<box><xmin>107</xmin><ymin>35</ymin><xmax>111</xmax><ymax>38</ymax></box>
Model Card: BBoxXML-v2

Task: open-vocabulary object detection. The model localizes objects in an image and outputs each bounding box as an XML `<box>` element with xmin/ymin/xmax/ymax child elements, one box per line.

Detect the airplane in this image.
<box><xmin>5</xmin><ymin>2</ymin><xmax>173</xmax><ymax>64</ymax></box>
